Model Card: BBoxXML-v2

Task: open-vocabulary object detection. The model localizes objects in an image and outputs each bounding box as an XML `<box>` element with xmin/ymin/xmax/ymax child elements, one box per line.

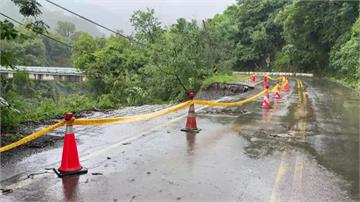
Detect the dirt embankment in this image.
<box><xmin>196</xmin><ymin>82</ymin><xmax>250</xmax><ymax>100</ymax></box>
<box><xmin>196</xmin><ymin>82</ymin><xmax>252</xmax><ymax>115</ymax></box>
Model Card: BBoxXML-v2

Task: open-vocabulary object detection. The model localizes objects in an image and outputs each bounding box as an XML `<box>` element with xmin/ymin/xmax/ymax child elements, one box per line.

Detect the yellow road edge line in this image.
<box><xmin>291</xmin><ymin>79</ymin><xmax>306</xmax><ymax>201</ymax></box>
<box><xmin>290</xmin><ymin>155</ymin><xmax>304</xmax><ymax>202</ymax></box>
<box><xmin>269</xmin><ymin>150</ymin><xmax>288</xmax><ymax>202</ymax></box>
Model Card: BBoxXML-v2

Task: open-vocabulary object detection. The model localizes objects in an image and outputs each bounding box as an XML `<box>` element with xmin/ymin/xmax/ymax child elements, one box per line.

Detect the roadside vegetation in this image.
<box><xmin>1</xmin><ymin>71</ymin><xmax>93</xmax><ymax>129</ymax></box>
<box><xmin>0</xmin><ymin>0</ymin><xmax>359</xmax><ymax>131</ymax></box>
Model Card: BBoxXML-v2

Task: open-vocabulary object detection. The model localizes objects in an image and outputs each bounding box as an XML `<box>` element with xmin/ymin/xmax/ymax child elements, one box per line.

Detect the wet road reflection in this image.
<box><xmin>185</xmin><ymin>132</ymin><xmax>196</xmax><ymax>155</ymax></box>
<box><xmin>261</xmin><ymin>108</ymin><xmax>270</xmax><ymax>125</ymax></box>
<box><xmin>62</xmin><ymin>175</ymin><xmax>79</xmax><ymax>202</ymax></box>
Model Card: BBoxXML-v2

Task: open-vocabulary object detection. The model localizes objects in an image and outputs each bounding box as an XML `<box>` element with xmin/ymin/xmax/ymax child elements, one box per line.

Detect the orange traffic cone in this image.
<box><xmin>282</xmin><ymin>77</ymin><xmax>289</xmax><ymax>91</ymax></box>
<box><xmin>273</xmin><ymin>85</ymin><xmax>281</xmax><ymax>99</ymax></box>
<box><xmin>263</xmin><ymin>74</ymin><xmax>268</xmax><ymax>89</ymax></box>
<box><xmin>264</xmin><ymin>85</ymin><xmax>270</xmax><ymax>99</ymax></box>
<box><xmin>274</xmin><ymin>91</ymin><xmax>281</xmax><ymax>99</ymax></box>
<box><xmin>284</xmin><ymin>82</ymin><xmax>289</xmax><ymax>91</ymax></box>
<box><xmin>262</xmin><ymin>95</ymin><xmax>271</xmax><ymax>108</ymax></box>
<box><xmin>181</xmin><ymin>104</ymin><xmax>201</xmax><ymax>133</ymax></box>
<box><xmin>250</xmin><ymin>73</ymin><xmax>256</xmax><ymax>82</ymax></box>
<box><xmin>266</xmin><ymin>89</ymin><xmax>270</xmax><ymax>99</ymax></box>
<box><xmin>54</xmin><ymin>113</ymin><xmax>87</xmax><ymax>178</ymax></box>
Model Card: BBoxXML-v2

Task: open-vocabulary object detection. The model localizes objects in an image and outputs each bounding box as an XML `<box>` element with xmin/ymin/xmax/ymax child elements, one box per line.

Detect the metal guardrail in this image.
<box><xmin>233</xmin><ymin>71</ymin><xmax>313</xmax><ymax>77</ymax></box>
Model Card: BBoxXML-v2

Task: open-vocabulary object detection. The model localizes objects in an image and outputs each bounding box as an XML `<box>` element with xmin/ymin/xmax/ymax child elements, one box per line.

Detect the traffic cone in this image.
<box><xmin>181</xmin><ymin>104</ymin><xmax>201</xmax><ymax>133</ymax></box>
<box><xmin>274</xmin><ymin>91</ymin><xmax>281</xmax><ymax>99</ymax></box>
<box><xmin>250</xmin><ymin>73</ymin><xmax>256</xmax><ymax>82</ymax></box>
<box><xmin>281</xmin><ymin>77</ymin><xmax>289</xmax><ymax>91</ymax></box>
<box><xmin>264</xmin><ymin>85</ymin><xmax>270</xmax><ymax>99</ymax></box>
<box><xmin>263</xmin><ymin>74</ymin><xmax>268</xmax><ymax>89</ymax></box>
<box><xmin>262</xmin><ymin>95</ymin><xmax>271</xmax><ymax>108</ymax></box>
<box><xmin>284</xmin><ymin>81</ymin><xmax>289</xmax><ymax>91</ymax></box>
<box><xmin>273</xmin><ymin>85</ymin><xmax>281</xmax><ymax>99</ymax></box>
<box><xmin>54</xmin><ymin>113</ymin><xmax>87</xmax><ymax>178</ymax></box>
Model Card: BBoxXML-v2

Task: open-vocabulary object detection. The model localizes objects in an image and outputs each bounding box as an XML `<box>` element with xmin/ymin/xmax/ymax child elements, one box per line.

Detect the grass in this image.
<box><xmin>202</xmin><ymin>74</ymin><xmax>249</xmax><ymax>89</ymax></box>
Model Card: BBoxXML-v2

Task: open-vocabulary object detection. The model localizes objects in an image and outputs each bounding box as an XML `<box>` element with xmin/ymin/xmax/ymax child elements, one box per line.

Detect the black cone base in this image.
<box><xmin>181</xmin><ymin>128</ymin><xmax>201</xmax><ymax>133</ymax></box>
<box><xmin>53</xmin><ymin>167</ymin><xmax>88</xmax><ymax>178</ymax></box>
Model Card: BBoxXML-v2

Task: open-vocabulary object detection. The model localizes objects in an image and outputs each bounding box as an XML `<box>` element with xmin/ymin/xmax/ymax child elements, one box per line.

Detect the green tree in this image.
<box><xmin>330</xmin><ymin>17</ymin><xmax>360</xmax><ymax>82</ymax></box>
<box><xmin>0</xmin><ymin>27</ymin><xmax>72</xmax><ymax>67</ymax></box>
<box><xmin>275</xmin><ymin>1</ymin><xmax>359</xmax><ymax>74</ymax></box>
<box><xmin>145</xmin><ymin>18</ymin><xmax>209</xmax><ymax>100</ymax></box>
<box><xmin>72</xmin><ymin>33</ymin><xmax>107</xmax><ymax>95</ymax></box>
<box><xmin>56</xmin><ymin>21</ymin><xmax>76</xmax><ymax>37</ymax></box>
<box><xmin>0</xmin><ymin>28</ymin><xmax>47</xmax><ymax>66</ymax></box>
<box><xmin>0</xmin><ymin>0</ymin><xmax>48</xmax><ymax>67</ymax></box>
<box><xmin>42</xmin><ymin>33</ymin><xmax>72</xmax><ymax>66</ymax></box>
<box><xmin>234</xmin><ymin>0</ymin><xmax>286</xmax><ymax>71</ymax></box>
<box><xmin>205</xmin><ymin>5</ymin><xmax>239</xmax><ymax>72</ymax></box>
<box><xmin>0</xmin><ymin>20</ymin><xmax>19</xmax><ymax>66</ymax></box>
<box><xmin>130</xmin><ymin>8</ymin><xmax>163</xmax><ymax>44</ymax></box>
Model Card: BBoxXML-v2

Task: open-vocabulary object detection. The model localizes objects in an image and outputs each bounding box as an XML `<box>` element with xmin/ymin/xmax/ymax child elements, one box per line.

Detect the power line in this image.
<box><xmin>43</xmin><ymin>0</ymin><xmax>135</xmax><ymax>43</ymax></box>
<box><xmin>0</xmin><ymin>12</ymin><xmax>73</xmax><ymax>48</ymax></box>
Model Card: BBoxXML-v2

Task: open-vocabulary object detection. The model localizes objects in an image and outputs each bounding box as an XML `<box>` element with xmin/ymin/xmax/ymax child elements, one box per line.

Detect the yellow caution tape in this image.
<box><xmin>0</xmin><ymin>120</ymin><xmax>65</xmax><ymax>153</ymax></box>
<box><xmin>0</xmin><ymin>83</ymin><xmax>285</xmax><ymax>153</ymax></box>
<box><xmin>268</xmin><ymin>76</ymin><xmax>283</xmax><ymax>81</ymax></box>
<box><xmin>73</xmin><ymin>101</ymin><xmax>193</xmax><ymax>125</ymax></box>
<box><xmin>74</xmin><ymin>87</ymin><xmax>274</xmax><ymax>125</ymax></box>
<box><xmin>270</xmin><ymin>84</ymin><xmax>279</xmax><ymax>93</ymax></box>
<box><xmin>193</xmin><ymin>89</ymin><xmax>266</xmax><ymax>107</ymax></box>
<box><xmin>280</xmin><ymin>79</ymin><xmax>288</xmax><ymax>89</ymax></box>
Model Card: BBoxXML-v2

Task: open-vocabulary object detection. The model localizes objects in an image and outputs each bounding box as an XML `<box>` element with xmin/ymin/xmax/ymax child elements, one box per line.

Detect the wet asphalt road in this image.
<box><xmin>0</xmin><ymin>78</ymin><xmax>359</xmax><ymax>202</ymax></box>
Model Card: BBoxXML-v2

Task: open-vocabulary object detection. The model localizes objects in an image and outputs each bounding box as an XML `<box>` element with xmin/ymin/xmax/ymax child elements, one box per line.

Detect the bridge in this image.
<box><xmin>233</xmin><ymin>71</ymin><xmax>314</xmax><ymax>77</ymax></box>
<box><xmin>0</xmin><ymin>66</ymin><xmax>85</xmax><ymax>82</ymax></box>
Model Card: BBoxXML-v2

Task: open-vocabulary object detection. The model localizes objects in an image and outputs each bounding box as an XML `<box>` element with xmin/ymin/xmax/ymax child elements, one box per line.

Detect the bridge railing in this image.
<box><xmin>233</xmin><ymin>71</ymin><xmax>313</xmax><ymax>77</ymax></box>
<box><xmin>0</xmin><ymin>65</ymin><xmax>85</xmax><ymax>81</ymax></box>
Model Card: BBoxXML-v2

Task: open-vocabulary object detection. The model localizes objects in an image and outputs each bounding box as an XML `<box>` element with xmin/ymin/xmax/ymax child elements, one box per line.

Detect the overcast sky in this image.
<box><xmin>38</xmin><ymin>0</ymin><xmax>236</xmax><ymax>34</ymax></box>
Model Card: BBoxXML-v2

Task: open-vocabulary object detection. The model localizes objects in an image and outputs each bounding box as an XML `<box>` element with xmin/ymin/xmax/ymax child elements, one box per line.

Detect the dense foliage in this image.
<box><xmin>0</xmin><ymin>0</ymin><xmax>48</xmax><ymax>67</ymax></box>
<box><xmin>72</xmin><ymin>10</ymin><xmax>226</xmax><ymax>105</ymax></box>
<box><xmin>1</xmin><ymin>72</ymin><xmax>95</xmax><ymax>129</ymax></box>
<box><xmin>1</xmin><ymin>0</ymin><xmax>359</xmax><ymax>130</ymax></box>
<box><xmin>73</xmin><ymin>0</ymin><xmax>359</xmax><ymax>105</ymax></box>
<box><xmin>330</xmin><ymin>17</ymin><xmax>360</xmax><ymax>84</ymax></box>
<box><xmin>273</xmin><ymin>1</ymin><xmax>359</xmax><ymax>77</ymax></box>
<box><xmin>0</xmin><ymin>1</ymin><xmax>77</xmax><ymax>129</ymax></box>
<box><xmin>0</xmin><ymin>27</ymin><xmax>72</xmax><ymax>67</ymax></box>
